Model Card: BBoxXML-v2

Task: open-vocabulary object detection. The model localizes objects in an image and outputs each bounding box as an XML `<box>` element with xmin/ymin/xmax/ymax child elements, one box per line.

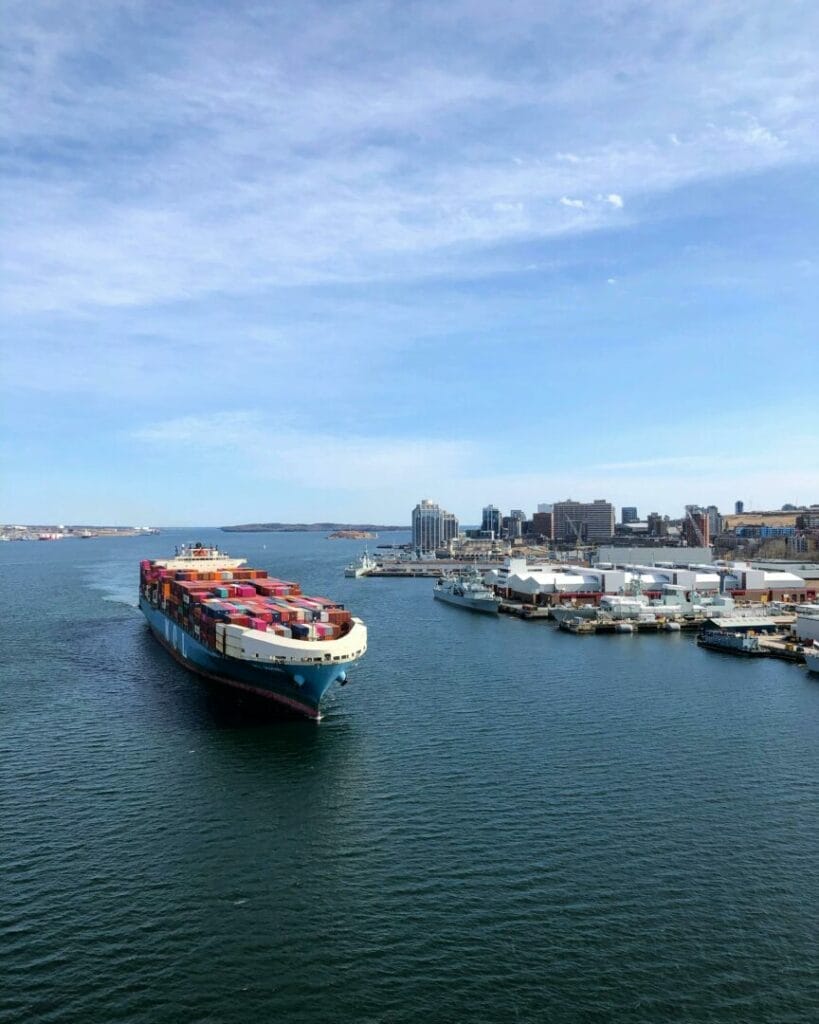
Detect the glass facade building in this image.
<box><xmin>412</xmin><ymin>499</ymin><xmax>459</xmax><ymax>553</ymax></box>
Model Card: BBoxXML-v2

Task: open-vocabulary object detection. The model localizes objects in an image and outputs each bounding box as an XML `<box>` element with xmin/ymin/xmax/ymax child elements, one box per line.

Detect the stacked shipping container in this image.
<box><xmin>139</xmin><ymin>560</ymin><xmax>353</xmax><ymax>651</ymax></box>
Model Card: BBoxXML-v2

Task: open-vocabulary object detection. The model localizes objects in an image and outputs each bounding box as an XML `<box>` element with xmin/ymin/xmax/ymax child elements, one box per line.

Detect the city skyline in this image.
<box><xmin>2</xmin><ymin>1</ymin><xmax>819</xmax><ymax>524</ymax></box>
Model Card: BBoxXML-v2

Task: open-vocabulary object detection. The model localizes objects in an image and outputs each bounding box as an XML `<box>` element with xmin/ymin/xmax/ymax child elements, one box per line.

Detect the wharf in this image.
<box><xmin>366</xmin><ymin>566</ymin><xmax>444</xmax><ymax>578</ymax></box>
<box><xmin>499</xmin><ymin>602</ymin><xmax>552</xmax><ymax>619</ymax></box>
<box><xmin>551</xmin><ymin>617</ymin><xmax>806</xmax><ymax>664</ymax></box>
<box><xmin>557</xmin><ymin>617</ymin><xmax>702</xmax><ymax>634</ymax></box>
<box><xmin>365</xmin><ymin>560</ymin><xmax>504</xmax><ymax>579</ymax></box>
<box><xmin>757</xmin><ymin>637</ymin><xmax>808</xmax><ymax>663</ymax></box>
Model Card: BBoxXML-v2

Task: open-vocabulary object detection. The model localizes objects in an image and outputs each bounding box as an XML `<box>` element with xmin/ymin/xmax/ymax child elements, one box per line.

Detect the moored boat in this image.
<box><xmin>344</xmin><ymin>548</ymin><xmax>378</xmax><ymax>578</ymax></box>
<box><xmin>433</xmin><ymin>569</ymin><xmax>500</xmax><ymax>614</ymax></box>
<box><xmin>696</xmin><ymin>628</ymin><xmax>767</xmax><ymax>656</ymax></box>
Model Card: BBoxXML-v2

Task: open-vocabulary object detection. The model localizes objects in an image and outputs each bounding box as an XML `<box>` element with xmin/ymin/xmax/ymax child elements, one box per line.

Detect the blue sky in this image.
<box><xmin>2</xmin><ymin>0</ymin><xmax>818</xmax><ymax>525</ymax></box>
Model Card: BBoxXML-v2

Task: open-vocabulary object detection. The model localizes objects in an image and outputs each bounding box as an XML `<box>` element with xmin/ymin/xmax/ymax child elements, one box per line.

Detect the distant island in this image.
<box><xmin>328</xmin><ymin>530</ymin><xmax>377</xmax><ymax>540</ymax></box>
<box><xmin>222</xmin><ymin>522</ymin><xmax>407</xmax><ymax>533</ymax></box>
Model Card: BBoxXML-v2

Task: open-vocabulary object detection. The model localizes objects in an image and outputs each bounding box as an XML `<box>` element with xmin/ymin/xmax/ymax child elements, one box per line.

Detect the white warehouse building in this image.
<box><xmin>486</xmin><ymin>558</ymin><xmax>807</xmax><ymax>604</ymax></box>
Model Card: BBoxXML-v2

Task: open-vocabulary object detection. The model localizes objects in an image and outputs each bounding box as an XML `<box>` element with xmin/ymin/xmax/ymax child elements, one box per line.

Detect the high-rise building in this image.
<box><xmin>537</xmin><ymin>503</ymin><xmax>553</xmax><ymax>514</ymax></box>
<box><xmin>735</xmin><ymin>500</ymin><xmax>744</xmax><ymax>515</ymax></box>
<box><xmin>531</xmin><ymin>511</ymin><xmax>553</xmax><ymax>539</ymax></box>
<box><xmin>411</xmin><ymin>499</ymin><xmax>459</xmax><ymax>553</ymax></box>
<box><xmin>647</xmin><ymin>512</ymin><xmax>668</xmax><ymax>537</ymax></box>
<box><xmin>683</xmin><ymin>505</ymin><xmax>711</xmax><ymax>547</ymax></box>
<box><xmin>481</xmin><ymin>504</ymin><xmax>502</xmax><ymax>539</ymax></box>
<box><xmin>706</xmin><ymin>505</ymin><xmax>723</xmax><ymax>539</ymax></box>
<box><xmin>552</xmin><ymin>499</ymin><xmax>615</xmax><ymax>543</ymax></box>
<box><xmin>508</xmin><ymin>509</ymin><xmax>526</xmax><ymax>540</ymax></box>
<box><xmin>621</xmin><ymin>506</ymin><xmax>638</xmax><ymax>524</ymax></box>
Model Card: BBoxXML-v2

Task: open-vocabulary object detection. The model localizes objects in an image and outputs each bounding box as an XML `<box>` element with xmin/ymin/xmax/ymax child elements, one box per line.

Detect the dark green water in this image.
<box><xmin>2</xmin><ymin>529</ymin><xmax>818</xmax><ymax>1023</ymax></box>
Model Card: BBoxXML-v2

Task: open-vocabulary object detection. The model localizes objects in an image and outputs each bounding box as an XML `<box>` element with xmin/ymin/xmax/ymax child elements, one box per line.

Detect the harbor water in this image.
<box><xmin>2</xmin><ymin>529</ymin><xmax>818</xmax><ymax>1023</ymax></box>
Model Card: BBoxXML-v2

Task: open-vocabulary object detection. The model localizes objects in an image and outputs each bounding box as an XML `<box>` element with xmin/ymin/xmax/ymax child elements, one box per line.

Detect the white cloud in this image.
<box><xmin>133</xmin><ymin>412</ymin><xmax>475</xmax><ymax>493</ymax></box>
<box><xmin>1</xmin><ymin>1</ymin><xmax>818</xmax><ymax>315</ymax></box>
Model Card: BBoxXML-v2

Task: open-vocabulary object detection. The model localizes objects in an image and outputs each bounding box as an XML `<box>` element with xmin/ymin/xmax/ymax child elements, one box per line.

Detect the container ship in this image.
<box><xmin>139</xmin><ymin>543</ymin><xmax>367</xmax><ymax>719</ymax></box>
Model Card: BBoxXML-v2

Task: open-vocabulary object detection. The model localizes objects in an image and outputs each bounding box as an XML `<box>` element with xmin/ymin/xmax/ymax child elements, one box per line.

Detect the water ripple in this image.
<box><xmin>2</xmin><ymin>533</ymin><xmax>818</xmax><ymax>1023</ymax></box>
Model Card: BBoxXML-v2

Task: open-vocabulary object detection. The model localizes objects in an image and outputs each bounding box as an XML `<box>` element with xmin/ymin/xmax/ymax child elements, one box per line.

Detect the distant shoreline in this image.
<box><xmin>221</xmin><ymin>523</ymin><xmax>408</xmax><ymax>533</ymax></box>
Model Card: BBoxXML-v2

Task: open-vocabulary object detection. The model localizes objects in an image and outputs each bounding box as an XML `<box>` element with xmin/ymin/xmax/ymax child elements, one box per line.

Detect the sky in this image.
<box><xmin>2</xmin><ymin>0</ymin><xmax>818</xmax><ymax>526</ymax></box>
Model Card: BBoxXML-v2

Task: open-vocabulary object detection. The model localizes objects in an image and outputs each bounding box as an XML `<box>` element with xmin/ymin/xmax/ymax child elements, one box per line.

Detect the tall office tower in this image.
<box><xmin>481</xmin><ymin>504</ymin><xmax>502</xmax><ymax>539</ymax></box>
<box><xmin>412</xmin><ymin>499</ymin><xmax>459</xmax><ymax>553</ymax></box>
<box><xmin>552</xmin><ymin>499</ymin><xmax>615</xmax><ymax>543</ymax></box>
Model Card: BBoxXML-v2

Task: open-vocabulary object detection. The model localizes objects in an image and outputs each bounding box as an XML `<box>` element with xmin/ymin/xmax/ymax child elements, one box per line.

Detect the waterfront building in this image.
<box><xmin>481</xmin><ymin>504</ymin><xmax>502</xmax><ymax>540</ymax></box>
<box><xmin>411</xmin><ymin>499</ymin><xmax>459</xmax><ymax>553</ymax></box>
<box><xmin>595</xmin><ymin>545</ymin><xmax>713</xmax><ymax>566</ymax></box>
<box><xmin>621</xmin><ymin>506</ymin><xmax>638</xmax><ymax>525</ymax></box>
<box><xmin>491</xmin><ymin>556</ymin><xmax>810</xmax><ymax>605</ymax></box>
<box><xmin>552</xmin><ymin>499</ymin><xmax>615</xmax><ymax>544</ymax></box>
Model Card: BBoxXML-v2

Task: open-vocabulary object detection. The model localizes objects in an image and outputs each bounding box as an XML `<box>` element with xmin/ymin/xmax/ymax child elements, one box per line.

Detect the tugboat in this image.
<box><xmin>433</xmin><ymin>568</ymin><xmax>500</xmax><ymax>614</ymax></box>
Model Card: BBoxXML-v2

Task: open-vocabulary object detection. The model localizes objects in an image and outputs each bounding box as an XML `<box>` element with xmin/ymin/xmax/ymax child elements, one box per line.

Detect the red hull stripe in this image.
<box><xmin>149</xmin><ymin>624</ymin><xmax>320</xmax><ymax>720</ymax></box>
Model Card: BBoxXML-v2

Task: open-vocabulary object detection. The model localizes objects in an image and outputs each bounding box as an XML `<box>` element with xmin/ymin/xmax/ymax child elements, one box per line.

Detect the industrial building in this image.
<box><xmin>485</xmin><ymin>557</ymin><xmax>812</xmax><ymax>606</ymax></box>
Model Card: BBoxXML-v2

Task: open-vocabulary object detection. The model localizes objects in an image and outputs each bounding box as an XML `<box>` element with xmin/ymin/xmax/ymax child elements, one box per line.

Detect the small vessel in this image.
<box><xmin>433</xmin><ymin>569</ymin><xmax>500</xmax><ymax>614</ymax></box>
<box><xmin>344</xmin><ymin>548</ymin><xmax>378</xmax><ymax>578</ymax></box>
<box><xmin>696</xmin><ymin>628</ymin><xmax>767</xmax><ymax>656</ymax></box>
<box><xmin>139</xmin><ymin>543</ymin><xmax>367</xmax><ymax>720</ymax></box>
<box><xmin>805</xmin><ymin>648</ymin><xmax>819</xmax><ymax>674</ymax></box>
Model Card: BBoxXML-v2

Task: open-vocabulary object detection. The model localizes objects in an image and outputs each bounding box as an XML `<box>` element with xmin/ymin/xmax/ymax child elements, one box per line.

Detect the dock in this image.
<box><xmin>757</xmin><ymin>636</ymin><xmax>808</xmax><ymax>662</ymax></box>
<box><xmin>363</xmin><ymin>559</ymin><xmax>505</xmax><ymax>579</ymax></box>
<box><xmin>556</xmin><ymin>616</ymin><xmax>703</xmax><ymax>634</ymax></box>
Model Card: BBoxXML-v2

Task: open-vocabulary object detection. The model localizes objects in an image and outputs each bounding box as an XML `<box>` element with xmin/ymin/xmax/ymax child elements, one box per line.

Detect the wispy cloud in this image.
<box><xmin>592</xmin><ymin>455</ymin><xmax>732</xmax><ymax>472</ymax></box>
<box><xmin>131</xmin><ymin>407</ymin><xmax>819</xmax><ymax>521</ymax></box>
<box><xmin>2</xmin><ymin>0</ymin><xmax>818</xmax><ymax>313</ymax></box>
<box><xmin>133</xmin><ymin>412</ymin><xmax>475</xmax><ymax>492</ymax></box>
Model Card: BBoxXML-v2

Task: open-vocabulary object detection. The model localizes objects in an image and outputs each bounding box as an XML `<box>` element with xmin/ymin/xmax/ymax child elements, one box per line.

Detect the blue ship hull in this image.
<box><xmin>140</xmin><ymin>597</ymin><xmax>348</xmax><ymax>719</ymax></box>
